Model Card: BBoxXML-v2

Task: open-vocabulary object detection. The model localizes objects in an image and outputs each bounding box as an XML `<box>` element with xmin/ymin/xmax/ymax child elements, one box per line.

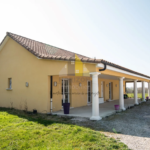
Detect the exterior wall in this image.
<box><xmin>0</xmin><ymin>37</ymin><xmax>144</xmax><ymax>113</ymax></box>
<box><xmin>98</xmin><ymin>79</ymin><xmax>120</xmax><ymax>101</ymax></box>
<box><xmin>52</xmin><ymin>75</ymin><xmax>92</xmax><ymax>111</ymax></box>
<box><xmin>0</xmin><ymin>38</ymin><xmax>96</xmax><ymax>113</ymax></box>
<box><xmin>52</xmin><ymin>75</ymin><xmax>121</xmax><ymax>112</ymax></box>
<box><xmin>123</xmin><ymin>81</ymin><xmax>126</xmax><ymax>94</ymax></box>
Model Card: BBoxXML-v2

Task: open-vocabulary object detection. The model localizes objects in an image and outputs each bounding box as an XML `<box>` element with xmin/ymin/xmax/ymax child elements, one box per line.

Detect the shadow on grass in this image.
<box><xmin>0</xmin><ymin>107</ymin><xmax>130</xmax><ymax>150</ymax></box>
<box><xmin>1</xmin><ymin>101</ymin><xmax>150</xmax><ymax>139</ymax></box>
<box><xmin>0</xmin><ymin>107</ymin><xmax>73</xmax><ymax>127</ymax></box>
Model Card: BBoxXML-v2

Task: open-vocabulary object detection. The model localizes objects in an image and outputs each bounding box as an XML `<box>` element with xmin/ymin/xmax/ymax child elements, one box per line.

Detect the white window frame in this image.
<box><xmin>62</xmin><ymin>79</ymin><xmax>69</xmax><ymax>105</ymax></box>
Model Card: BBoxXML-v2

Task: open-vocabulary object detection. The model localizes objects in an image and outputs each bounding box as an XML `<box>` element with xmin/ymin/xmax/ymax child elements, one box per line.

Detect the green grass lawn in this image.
<box><xmin>0</xmin><ymin>108</ymin><xmax>128</xmax><ymax>150</ymax></box>
<box><xmin>127</xmin><ymin>93</ymin><xmax>148</xmax><ymax>99</ymax></box>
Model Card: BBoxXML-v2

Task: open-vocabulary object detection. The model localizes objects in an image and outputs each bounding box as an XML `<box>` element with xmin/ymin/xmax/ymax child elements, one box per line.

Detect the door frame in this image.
<box><xmin>87</xmin><ymin>80</ymin><xmax>92</xmax><ymax>104</ymax></box>
<box><xmin>62</xmin><ymin>79</ymin><xmax>69</xmax><ymax>105</ymax></box>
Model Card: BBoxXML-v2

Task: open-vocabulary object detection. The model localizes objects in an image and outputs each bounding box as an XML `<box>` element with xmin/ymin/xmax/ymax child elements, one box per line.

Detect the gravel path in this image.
<box><xmin>102</xmin><ymin>132</ymin><xmax>150</xmax><ymax>150</ymax></box>
<box><xmin>71</xmin><ymin>101</ymin><xmax>150</xmax><ymax>150</ymax></box>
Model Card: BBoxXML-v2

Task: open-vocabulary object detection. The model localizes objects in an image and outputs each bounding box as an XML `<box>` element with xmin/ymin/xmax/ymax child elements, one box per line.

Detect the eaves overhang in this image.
<box><xmin>97</xmin><ymin>63</ymin><xmax>150</xmax><ymax>81</ymax></box>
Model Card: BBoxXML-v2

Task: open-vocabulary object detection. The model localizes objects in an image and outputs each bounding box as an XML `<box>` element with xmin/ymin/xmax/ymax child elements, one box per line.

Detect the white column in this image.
<box><xmin>134</xmin><ymin>80</ymin><xmax>138</xmax><ymax>105</ymax></box>
<box><xmin>119</xmin><ymin>77</ymin><xmax>125</xmax><ymax>110</ymax></box>
<box><xmin>142</xmin><ymin>81</ymin><xmax>146</xmax><ymax>101</ymax></box>
<box><xmin>90</xmin><ymin>72</ymin><xmax>101</xmax><ymax>120</ymax></box>
<box><xmin>148</xmin><ymin>82</ymin><xmax>150</xmax><ymax>98</ymax></box>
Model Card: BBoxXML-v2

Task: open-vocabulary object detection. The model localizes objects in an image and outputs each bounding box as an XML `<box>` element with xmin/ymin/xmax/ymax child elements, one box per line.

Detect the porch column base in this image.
<box><xmin>90</xmin><ymin>116</ymin><xmax>102</xmax><ymax>120</ymax></box>
<box><xmin>121</xmin><ymin>108</ymin><xmax>126</xmax><ymax>111</ymax></box>
<box><xmin>135</xmin><ymin>102</ymin><xmax>139</xmax><ymax>105</ymax></box>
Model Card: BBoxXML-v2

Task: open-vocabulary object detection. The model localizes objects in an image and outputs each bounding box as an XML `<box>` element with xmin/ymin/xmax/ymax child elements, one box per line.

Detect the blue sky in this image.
<box><xmin>0</xmin><ymin>0</ymin><xmax>150</xmax><ymax>87</ymax></box>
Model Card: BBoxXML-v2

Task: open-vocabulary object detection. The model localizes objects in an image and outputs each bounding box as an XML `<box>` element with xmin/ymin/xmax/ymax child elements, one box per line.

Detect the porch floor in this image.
<box><xmin>53</xmin><ymin>98</ymin><xmax>142</xmax><ymax>119</ymax></box>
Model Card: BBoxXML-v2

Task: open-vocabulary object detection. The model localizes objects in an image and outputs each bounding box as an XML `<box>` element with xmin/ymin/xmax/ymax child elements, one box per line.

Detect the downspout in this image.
<box><xmin>50</xmin><ymin>76</ymin><xmax>53</xmax><ymax>114</ymax></box>
<box><xmin>99</xmin><ymin>62</ymin><xmax>107</xmax><ymax>71</ymax></box>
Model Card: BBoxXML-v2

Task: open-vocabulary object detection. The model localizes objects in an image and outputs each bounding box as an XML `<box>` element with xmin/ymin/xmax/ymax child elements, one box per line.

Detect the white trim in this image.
<box><xmin>0</xmin><ymin>36</ymin><xmax>9</xmax><ymax>52</ymax></box>
<box><xmin>62</xmin><ymin>79</ymin><xmax>69</xmax><ymax>104</ymax></box>
<box><xmin>134</xmin><ymin>80</ymin><xmax>138</xmax><ymax>105</ymax></box>
<box><xmin>119</xmin><ymin>77</ymin><xmax>126</xmax><ymax>110</ymax></box>
<box><xmin>97</xmin><ymin>63</ymin><xmax>150</xmax><ymax>80</ymax></box>
<box><xmin>90</xmin><ymin>116</ymin><xmax>102</xmax><ymax>120</ymax></box>
<box><xmin>90</xmin><ymin>72</ymin><xmax>101</xmax><ymax>76</ymax></box>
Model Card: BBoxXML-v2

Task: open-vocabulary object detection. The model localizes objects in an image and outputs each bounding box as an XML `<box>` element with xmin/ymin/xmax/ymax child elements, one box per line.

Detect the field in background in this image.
<box><xmin>127</xmin><ymin>93</ymin><xmax>148</xmax><ymax>99</ymax></box>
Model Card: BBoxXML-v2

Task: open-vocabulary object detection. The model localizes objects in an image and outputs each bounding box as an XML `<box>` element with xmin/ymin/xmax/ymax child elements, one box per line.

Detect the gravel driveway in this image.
<box><xmin>71</xmin><ymin>101</ymin><xmax>150</xmax><ymax>150</ymax></box>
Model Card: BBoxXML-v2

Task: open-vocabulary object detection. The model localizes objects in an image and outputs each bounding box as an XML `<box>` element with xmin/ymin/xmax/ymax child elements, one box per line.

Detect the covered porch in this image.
<box><xmin>51</xmin><ymin>61</ymin><xmax>150</xmax><ymax>120</ymax></box>
<box><xmin>53</xmin><ymin>98</ymin><xmax>142</xmax><ymax>118</ymax></box>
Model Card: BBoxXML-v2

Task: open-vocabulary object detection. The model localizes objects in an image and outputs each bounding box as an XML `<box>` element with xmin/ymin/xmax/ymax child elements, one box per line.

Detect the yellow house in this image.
<box><xmin>0</xmin><ymin>32</ymin><xmax>150</xmax><ymax>120</ymax></box>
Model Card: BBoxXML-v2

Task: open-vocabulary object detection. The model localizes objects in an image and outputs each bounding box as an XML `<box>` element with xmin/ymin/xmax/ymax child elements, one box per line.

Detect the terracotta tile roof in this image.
<box><xmin>2</xmin><ymin>32</ymin><xmax>150</xmax><ymax>79</ymax></box>
<box><xmin>7</xmin><ymin>32</ymin><xmax>92</xmax><ymax>61</ymax></box>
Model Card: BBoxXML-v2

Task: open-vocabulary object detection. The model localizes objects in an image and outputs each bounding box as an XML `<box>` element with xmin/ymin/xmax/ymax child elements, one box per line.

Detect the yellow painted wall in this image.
<box><xmin>98</xmin><ymin>79</ymin><xmax>120</xmax><ymax>101</ymax></box>
<box><xmin>123</xmin><ymin>81</ymin><xmax>126</xmax><ymax>94</ymax></box>
<box><xmin>52</xmin><ymin>76</ymin><xmax>122</xmax><ymax>111</ymax></box>
<box><xmin>0</xmin><ymin>38</ymin><xmax>96</xmax><ymax>113</ymax></box>
<box><xmin>0</xmin><ymin>37</ymin><xmax>143</xmax><ymax>113</ymax></box>
<box><xmin>0</xmin><ymin>38</ymin><xmax>66</xmax><ymax>113</ymax></box>
<box><xmin>52</xmin><ymin>75</ymin><xmax>92</xmax><ymax>110</ymax></box>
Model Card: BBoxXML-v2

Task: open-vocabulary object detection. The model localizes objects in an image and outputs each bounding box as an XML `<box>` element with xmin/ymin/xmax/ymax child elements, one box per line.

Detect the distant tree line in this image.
<box><xmin>126</xmin><ymin>87</ymin><xmax>148</xmax><ymax>93</ymax></box>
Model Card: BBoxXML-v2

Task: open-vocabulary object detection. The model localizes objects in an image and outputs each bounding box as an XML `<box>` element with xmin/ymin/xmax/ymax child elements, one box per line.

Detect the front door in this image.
<box><xmin>62</xmin><ymin>79</ymin><xmax>69</xmax><ymax>105</ymax></box>
<box><xmin>87</xmin><ymin>81</ymin><xmax>91</xmax><ymax>103</ymax></box>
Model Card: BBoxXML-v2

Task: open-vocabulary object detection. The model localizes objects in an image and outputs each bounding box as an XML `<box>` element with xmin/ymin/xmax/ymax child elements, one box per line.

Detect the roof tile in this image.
<box><xmin>4</xmin><ymin>32</ymin><xmax>150</xmax><ymax>79</ymax></box>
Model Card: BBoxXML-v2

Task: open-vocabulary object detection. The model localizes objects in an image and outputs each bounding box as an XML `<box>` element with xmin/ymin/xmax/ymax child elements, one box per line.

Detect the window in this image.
<box><xmin>8</xmin><ymin>78</ymin><xmax>12</xmax><ymax>89</ymax></box>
